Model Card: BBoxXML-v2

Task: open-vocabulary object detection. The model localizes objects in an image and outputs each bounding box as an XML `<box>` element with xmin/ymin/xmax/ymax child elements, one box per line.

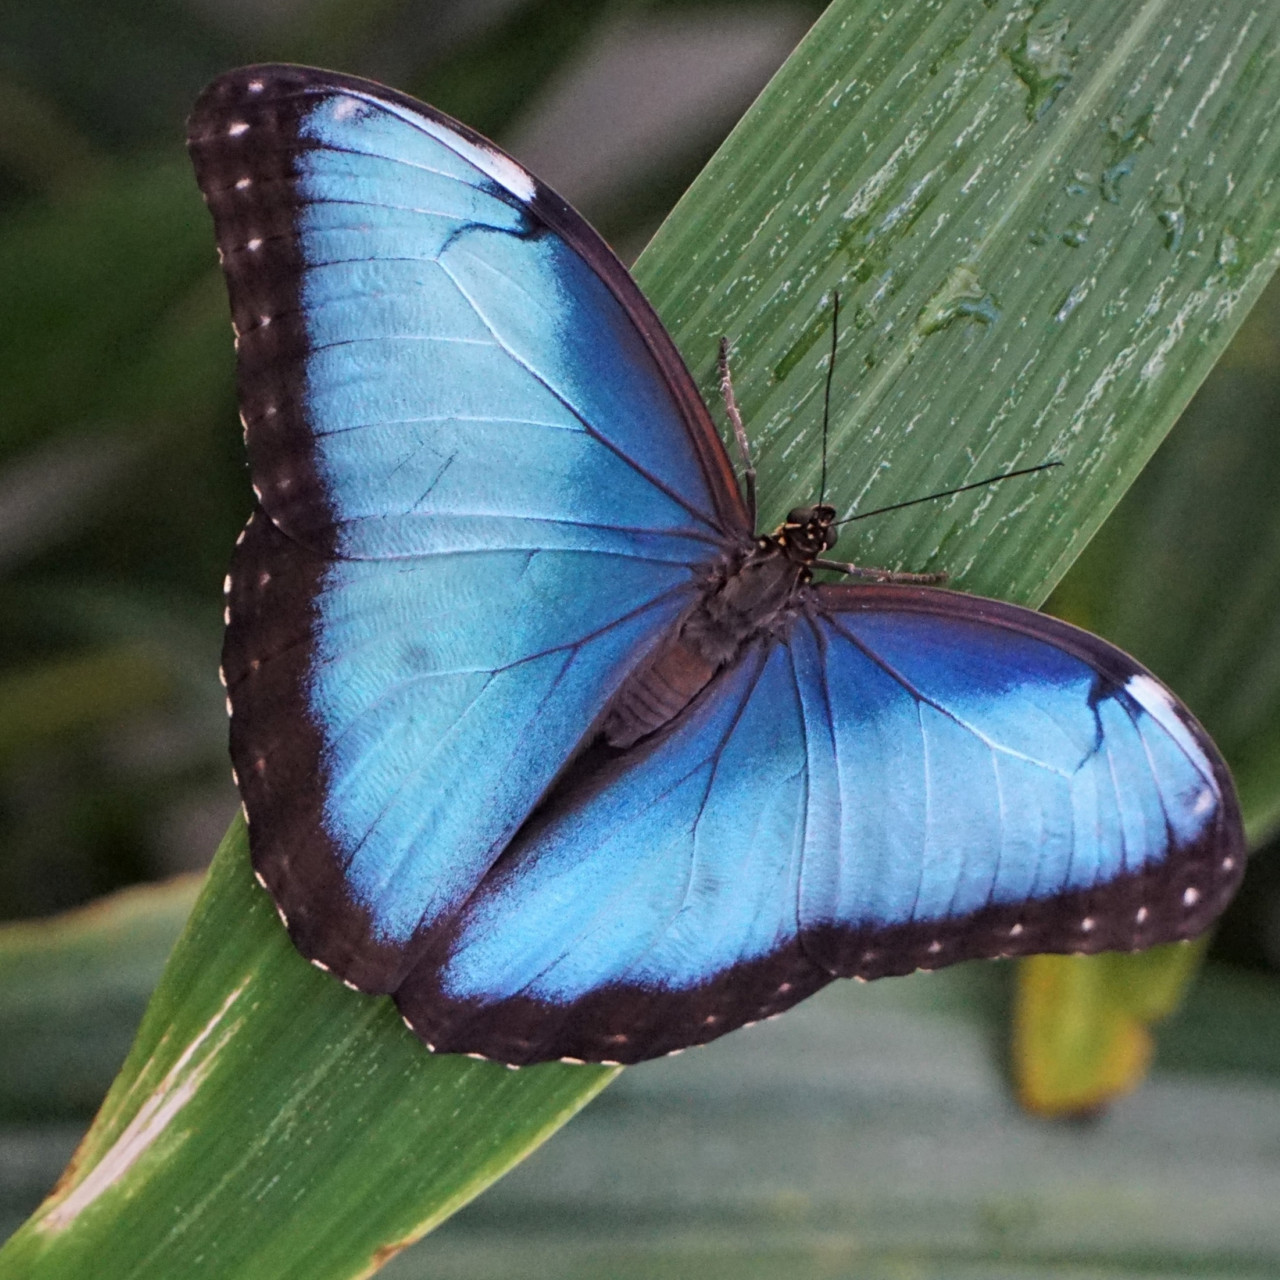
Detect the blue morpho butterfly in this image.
<box><xmin>189</xmin><ymin>65</ymin><xmax>1244</xmax><ymax>1067</ymax></box>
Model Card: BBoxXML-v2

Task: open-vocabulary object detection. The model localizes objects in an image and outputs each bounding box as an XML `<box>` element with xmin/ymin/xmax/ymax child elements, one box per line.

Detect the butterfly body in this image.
<box><xmin>604</xmin><ymin>505</ymin><xmax>838</xmax><ymax>747</ymax></box>
<box><xmin>190</xmin><ymin>65</ymin><xmax>1244</xmax><ymax>1066</ymax></box>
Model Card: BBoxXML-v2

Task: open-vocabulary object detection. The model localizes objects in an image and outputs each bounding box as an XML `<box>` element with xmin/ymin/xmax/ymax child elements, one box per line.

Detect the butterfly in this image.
<box><xmin>188</xmin><ymin>64</ymin><xmax>1244</xmax><ymax>1067</ymax></box>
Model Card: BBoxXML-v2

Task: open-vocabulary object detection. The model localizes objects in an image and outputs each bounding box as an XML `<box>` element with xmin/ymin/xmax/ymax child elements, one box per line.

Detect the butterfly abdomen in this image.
<box><xmin>603</xmin><ymin>543</ymin><xmax>809</xmax><ymax>749</ymax></box>
<box><xmin>602</xmin><ymin>639</ymin><xmax>717</xmax><ymax>749</ymax></box>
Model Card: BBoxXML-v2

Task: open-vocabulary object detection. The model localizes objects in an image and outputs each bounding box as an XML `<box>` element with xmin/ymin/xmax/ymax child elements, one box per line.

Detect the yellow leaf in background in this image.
<box><xmin>1013</xmin><ymin>942</ymin><xmax>1205</xmax><ymax>1117</ymax></box>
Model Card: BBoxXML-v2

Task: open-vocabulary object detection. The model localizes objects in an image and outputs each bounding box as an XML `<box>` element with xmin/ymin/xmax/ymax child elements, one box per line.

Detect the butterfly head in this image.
<box><xmin>778</xmin><ymin>504</ymin><xmax>838</xmax><ymax>562</ymax></box>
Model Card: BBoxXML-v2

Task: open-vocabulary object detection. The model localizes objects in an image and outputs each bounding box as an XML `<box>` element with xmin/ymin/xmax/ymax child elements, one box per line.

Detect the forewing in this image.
<box><xmin>190</xmin><ymin>65</ymin><xmax>744</xmax><ymax>989</ymax></box>
<box><xmin>796</xmin><ymin>585</ymin><xmax>1244</xmax><ymax>978</ymax></box>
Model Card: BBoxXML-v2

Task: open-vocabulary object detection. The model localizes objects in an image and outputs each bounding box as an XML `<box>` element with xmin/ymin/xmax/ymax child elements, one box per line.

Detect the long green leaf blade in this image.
<box><xmin>0</xmin><ymin>877</ymin><xmax>202</xmax><ymax>1124</ymax></box>
<box><xmin>3</xmin><ymin>825</ymin><xmax>617</xmax><ymax>1278</ymax></box>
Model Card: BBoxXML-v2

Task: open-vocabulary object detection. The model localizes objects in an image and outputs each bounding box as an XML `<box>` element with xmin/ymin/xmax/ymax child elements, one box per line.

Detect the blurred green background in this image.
<box><xmin>3</xmin><ymin>0</ymin><xmax>1280</xmax><ymax>1274</ymax></box>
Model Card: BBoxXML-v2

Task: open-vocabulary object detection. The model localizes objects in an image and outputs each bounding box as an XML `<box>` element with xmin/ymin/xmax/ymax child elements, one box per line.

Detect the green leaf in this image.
<box><xmin>388</xmin><ymin>965</ymin><xmax>1280</xmax><ymax>1278</ymax></box>
<box><xmin>1049</xmin><ymin>271</ymin><xmax>1280</xmax><ymax>844</ymax></box>
<box><xmin>8</xmin><ymin>906</ymin><xmax>1280</xmax><ymax>1276</ymax></box>
<box><xmin>5</xmin><ymin>0</ymin><xmax>1279</xmax><ymax>1274</ymax></box>
<box><xmin>2</xmin><ymin>824</ymin><xmax>617</xmax><ymax>1277</ymax></box>
<box><xmin>1012</xmin><ymin>943</ymin><xmax>1204</xmax><ymax>1116</ymax></box>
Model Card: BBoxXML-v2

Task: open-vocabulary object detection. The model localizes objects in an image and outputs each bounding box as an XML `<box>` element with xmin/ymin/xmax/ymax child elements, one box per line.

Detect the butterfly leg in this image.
<box><xmin>815</xmin><ymin>559</ymin><xmax>948</xmax><ymax>585</ymax></box>
<box><xmin>718</xmin><ymin>338</ymin><xmax>756</xmax><ymax>528</ymax></box>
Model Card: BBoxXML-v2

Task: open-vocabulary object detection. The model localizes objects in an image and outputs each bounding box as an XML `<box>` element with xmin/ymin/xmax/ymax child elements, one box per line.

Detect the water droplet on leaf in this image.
<box><xmin>917</xmin><ymin>264</ymin><xmax>1001</xmax><ymax>336</ymax></box>
<box><xmin>1009</xmin><ymin>16</ymin><xmax>1075</xmax><ymax>120</ymax></box>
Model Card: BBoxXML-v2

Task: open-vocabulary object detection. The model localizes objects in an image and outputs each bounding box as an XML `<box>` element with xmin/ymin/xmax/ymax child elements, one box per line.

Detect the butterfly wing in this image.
<box><xmin>794</xmin><ymin>585</ymin><xmax>1242</xmax><ymax>977</ymax></box>
<box><xmin>189</xmin><ymin>65</ymin><xmax>747</xmax><ymax>990</ymax></box>
<box><xmin>398</xmin><ymin>641</ymin><xmax>833</xmax><ymax>1063</ymax></box>
<box><xmin>403</xmin><ymin>586</ymin><xmax>1242</xmax><ymax>1064</ymax></box>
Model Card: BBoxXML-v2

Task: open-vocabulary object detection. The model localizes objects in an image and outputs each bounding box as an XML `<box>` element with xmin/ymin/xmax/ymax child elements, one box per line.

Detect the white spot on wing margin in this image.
<box><xmin>39</xmin><ymin>983</ymin><xmax>247</xmax><ymax>1232</ymax></box>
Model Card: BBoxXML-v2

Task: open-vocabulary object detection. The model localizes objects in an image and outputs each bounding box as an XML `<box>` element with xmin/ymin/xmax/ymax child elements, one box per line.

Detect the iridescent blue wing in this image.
<box><xmin>188</xmin><ymin>65</ymin><xmax>748</xmax><ymax>990</ymax></box>
<box><xmin>403</xmin><ymin>587</ymin><xmax>1242</xmax><ymax>1064</ymax></box>
<box><xmin>793</xmin><ymin>586</ymin><xmax>1242</xmax><ymax>978</ymax></box>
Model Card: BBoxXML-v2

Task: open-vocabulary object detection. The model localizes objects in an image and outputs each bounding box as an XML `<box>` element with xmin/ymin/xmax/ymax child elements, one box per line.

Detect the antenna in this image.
<box><xmin>820</xmin><ymin>291</ymin><xmax>840</xmax><ymax>505</ymax></box>
<box><xmin>836</xmin><ymin>461</ymin><xmax>1062</xmax><ymax>525</ymax></box>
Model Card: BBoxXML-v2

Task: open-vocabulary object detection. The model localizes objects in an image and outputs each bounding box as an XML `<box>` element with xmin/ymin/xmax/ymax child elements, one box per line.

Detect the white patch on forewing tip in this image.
<box><xmin>472</xmin><ymin>143</ymin><xmax>537</xmax><ymax>202</ymax></box>
<box><xmin>227</xmin><ymin>121</ymin><xmax>249</xmax><ymax>137</ymax></box>
<box><xmin>1125</xmin><ymin>673</ymin><xmax>1176</xmax><ymax>716</ymax></box>
<box><xmin>413</xmin><ymin>113</ymin><xmax>537</xmax><ymax>201</ymax></box>
<box><xmin>321</xmin><ymin>86</ymin><xmax>537</xmax><ymax>199</ymax></box>
<box><xmin>39</xmin><ymin>984</ymin><xmax>246</xmax><ymax>1232</ymax></box>
<box><xmin>1124</xmin><ymin>673</ymin><xmax>1212</xmax><ymax>781</ymax></box>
